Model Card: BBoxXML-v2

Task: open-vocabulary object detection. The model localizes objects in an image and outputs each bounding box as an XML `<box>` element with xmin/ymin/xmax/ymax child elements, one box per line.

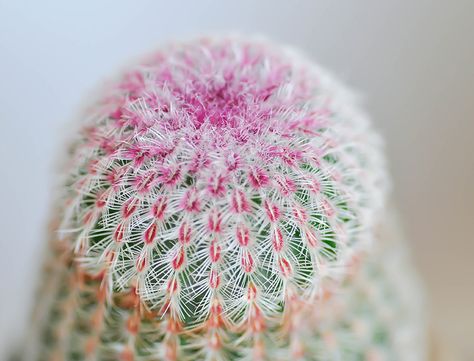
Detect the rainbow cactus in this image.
<box><xmin>24</xmin><ymin>37</ymin><xmax>425</xmax><ymax>361</ymax></box>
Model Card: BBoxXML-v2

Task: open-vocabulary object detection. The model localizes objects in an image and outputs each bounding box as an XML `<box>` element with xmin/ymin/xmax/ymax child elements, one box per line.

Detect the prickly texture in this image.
<box><xmin>28</xmin><ymin>212</ymin><xmax>425</xmax><ymax>361</ymax></box>
<box><xmin>24</xmin><ymin>38</ymin><xmax>426</xmax><ymax>361</ymax></box>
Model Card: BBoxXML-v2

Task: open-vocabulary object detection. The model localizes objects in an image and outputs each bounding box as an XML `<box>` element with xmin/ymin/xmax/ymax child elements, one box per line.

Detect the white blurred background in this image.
<box><xmin>0</xmin><ymin>1</ymin><xmax>472</xmax><ymax>359</ymax></box>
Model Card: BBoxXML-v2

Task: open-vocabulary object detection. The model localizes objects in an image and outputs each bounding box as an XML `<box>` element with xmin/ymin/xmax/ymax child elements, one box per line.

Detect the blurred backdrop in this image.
<box><xmin>0</xmin><ymin>1</ymin><xmax>472</xmax><ymax>359</ymax></box>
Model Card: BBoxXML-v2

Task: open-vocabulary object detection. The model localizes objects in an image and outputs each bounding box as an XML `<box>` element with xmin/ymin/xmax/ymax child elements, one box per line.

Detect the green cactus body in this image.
<box><xmin>24</xmin><ymin>37</ymin><xmax>425</xmax><ymax>361</ymax></box>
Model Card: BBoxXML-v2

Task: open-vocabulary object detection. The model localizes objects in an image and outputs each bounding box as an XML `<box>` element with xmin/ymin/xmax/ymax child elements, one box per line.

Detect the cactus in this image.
<box><xmin>25</xmin><ymin>37</ymin><xmax>424</xmax><ymax>361</ymax></box>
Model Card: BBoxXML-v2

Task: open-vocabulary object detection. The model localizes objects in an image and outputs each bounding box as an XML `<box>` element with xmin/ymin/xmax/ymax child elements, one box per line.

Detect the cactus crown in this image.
<box><xmin>32</xmin><ymin>37</ymin><xmax>392</xmax><ymax>361</ymax></box>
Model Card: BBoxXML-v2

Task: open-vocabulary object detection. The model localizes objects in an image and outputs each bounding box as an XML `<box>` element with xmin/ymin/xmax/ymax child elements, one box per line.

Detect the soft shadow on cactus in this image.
<box><xmin>21</xmin><ymin>37</ymin><xmax>425</xmax><ymax>361</ymax></box>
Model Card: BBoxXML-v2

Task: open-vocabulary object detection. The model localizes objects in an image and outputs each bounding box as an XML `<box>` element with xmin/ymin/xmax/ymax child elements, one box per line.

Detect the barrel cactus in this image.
<box><xmin>24</xmin><ymin>37</ymin><xmax>425</xmax><ymax>361</ymax></box>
